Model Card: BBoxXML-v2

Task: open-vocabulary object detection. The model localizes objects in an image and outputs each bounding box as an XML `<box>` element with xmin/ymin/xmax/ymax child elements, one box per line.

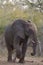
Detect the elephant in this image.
<box><xmin>4</xmin><ymin>19</ymin><xmax>39</xmax><ymax>63</ymax></box>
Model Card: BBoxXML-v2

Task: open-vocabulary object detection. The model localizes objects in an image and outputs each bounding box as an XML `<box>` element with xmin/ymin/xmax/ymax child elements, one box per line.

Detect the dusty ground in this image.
<box><xmin>0</xmin><ymin>56</ymin><xmax>43</xmax><ymax>65</ymax></box>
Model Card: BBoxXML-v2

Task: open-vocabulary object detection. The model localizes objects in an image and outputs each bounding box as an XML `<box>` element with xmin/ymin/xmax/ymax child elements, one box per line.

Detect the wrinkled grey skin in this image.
<box><xmin>5</xmin><ymin>19</ymin><xmax>38</xmax><ymax>63</ymax></box>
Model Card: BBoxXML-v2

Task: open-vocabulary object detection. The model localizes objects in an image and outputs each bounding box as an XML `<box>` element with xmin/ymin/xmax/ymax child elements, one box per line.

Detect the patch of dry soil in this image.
<box><xmin>0</xmin><ymin>56</ymin><xmax>43</xmax><ymax>65</ymax></box>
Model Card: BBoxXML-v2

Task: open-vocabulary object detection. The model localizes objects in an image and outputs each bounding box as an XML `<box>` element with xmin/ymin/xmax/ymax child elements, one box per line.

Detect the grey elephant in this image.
<box><xmin>5</xmin><ymin>19</ymin><xmax>39</xmax><ymax>63</ymax></box>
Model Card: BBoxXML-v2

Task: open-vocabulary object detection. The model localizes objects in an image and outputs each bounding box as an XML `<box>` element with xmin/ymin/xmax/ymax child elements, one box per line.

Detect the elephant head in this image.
<box><xmin>25</xmin><ymin>21</ymin><xmax>39</xmax><ymax>56</ymax></box>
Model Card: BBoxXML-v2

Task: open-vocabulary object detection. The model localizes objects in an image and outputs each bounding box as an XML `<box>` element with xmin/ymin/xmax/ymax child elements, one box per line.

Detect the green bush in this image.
<box><xmin>0</xmin><ymin>7</ymin><xmax>43</xmax><ymax>35</ymax></box>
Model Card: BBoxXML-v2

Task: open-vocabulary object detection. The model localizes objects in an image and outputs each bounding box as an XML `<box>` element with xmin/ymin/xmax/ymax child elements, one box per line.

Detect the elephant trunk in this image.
<box><xmin>31</xmin><ymin>33</ymin><xmax>39</xmax><ymax>56</ymax></box>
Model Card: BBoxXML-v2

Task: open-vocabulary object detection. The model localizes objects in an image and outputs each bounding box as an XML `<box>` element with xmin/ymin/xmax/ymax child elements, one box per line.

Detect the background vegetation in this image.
<box><xmin>0</xmin><ymin>0</ymin><xmax>43</xmax><ymax>56</ymax></box>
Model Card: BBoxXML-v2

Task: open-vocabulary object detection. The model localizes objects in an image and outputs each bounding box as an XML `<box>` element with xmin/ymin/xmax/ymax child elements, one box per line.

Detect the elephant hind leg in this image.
<box><xmin>7</xmin><ymin>45</ymin><xmax>13</xmax><ymax>62</ymax></box>
<box><xmin>8</xmin><ymin>49</ymin><xmax>12</xmax><ymax>62</ymax></box>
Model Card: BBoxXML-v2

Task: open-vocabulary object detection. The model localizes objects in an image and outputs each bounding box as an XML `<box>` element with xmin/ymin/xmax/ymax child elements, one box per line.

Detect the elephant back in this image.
<box><xmin>12</xmin><ymin>19</ymin><xmax>25</xmax><ymax>39</ymax></box>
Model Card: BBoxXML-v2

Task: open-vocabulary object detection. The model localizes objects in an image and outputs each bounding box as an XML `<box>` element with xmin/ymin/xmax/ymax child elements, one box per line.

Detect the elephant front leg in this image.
<box><xmin>19</xmin><ymin>41</ymin><xmax>27</xmax><ymax>63</ymax></box>
<box><xmin>12</xmin><ymin>49</ymin><xmax>17</xmax><ymax>62</ymax></box>
<box><xmin>13</xmin><ymin>36</ymin><xmax>22</xmax><ymax>62</ymax></box>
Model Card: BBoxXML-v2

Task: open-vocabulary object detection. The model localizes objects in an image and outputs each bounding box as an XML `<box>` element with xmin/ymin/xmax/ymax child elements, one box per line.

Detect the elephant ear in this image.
<box><xmin>30</xmin><ymin>22</ymin><xmax>39</xmax><ymax>44</ymax></box>
<box><xmin>24</xmin><ymin>22</ymin><xmax>32</xmax><ymax>36</ymax></box>
<box><xmin>27</xmin><ymin>22</ymin><xmax>38</xmax><ymax>35</ymax></box>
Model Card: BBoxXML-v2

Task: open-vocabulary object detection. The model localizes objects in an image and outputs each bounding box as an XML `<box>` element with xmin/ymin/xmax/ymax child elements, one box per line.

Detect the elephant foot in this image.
<box><xmin>31</xmin><ymin>53</ymin><xmax>35</xmax><ymax>56</ymax></box>
<box><xmin>8</xmin><ymin>58</ymin><xmax>12</xmax><ymax>62</ymax></box>
<box><xmin>12</xmin><ymin>60</ymin><xmax>15</xmax><ymax>63</ymax></box>
<box><xmin>12</xmin><ymin>58</ymin><xmax>16</xmax><ymax>63</ymax></box>
<box><xmin>19</xmin><ymin>58</ymin><xmax>25</xmax><ymax>63</ymax></box>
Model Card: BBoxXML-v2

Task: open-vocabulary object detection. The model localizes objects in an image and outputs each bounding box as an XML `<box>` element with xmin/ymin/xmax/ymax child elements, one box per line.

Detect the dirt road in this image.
<box><xmin>0</xmin><ymin>56</ymin><xmax>43</xmax><ymax>65</ymax></box>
